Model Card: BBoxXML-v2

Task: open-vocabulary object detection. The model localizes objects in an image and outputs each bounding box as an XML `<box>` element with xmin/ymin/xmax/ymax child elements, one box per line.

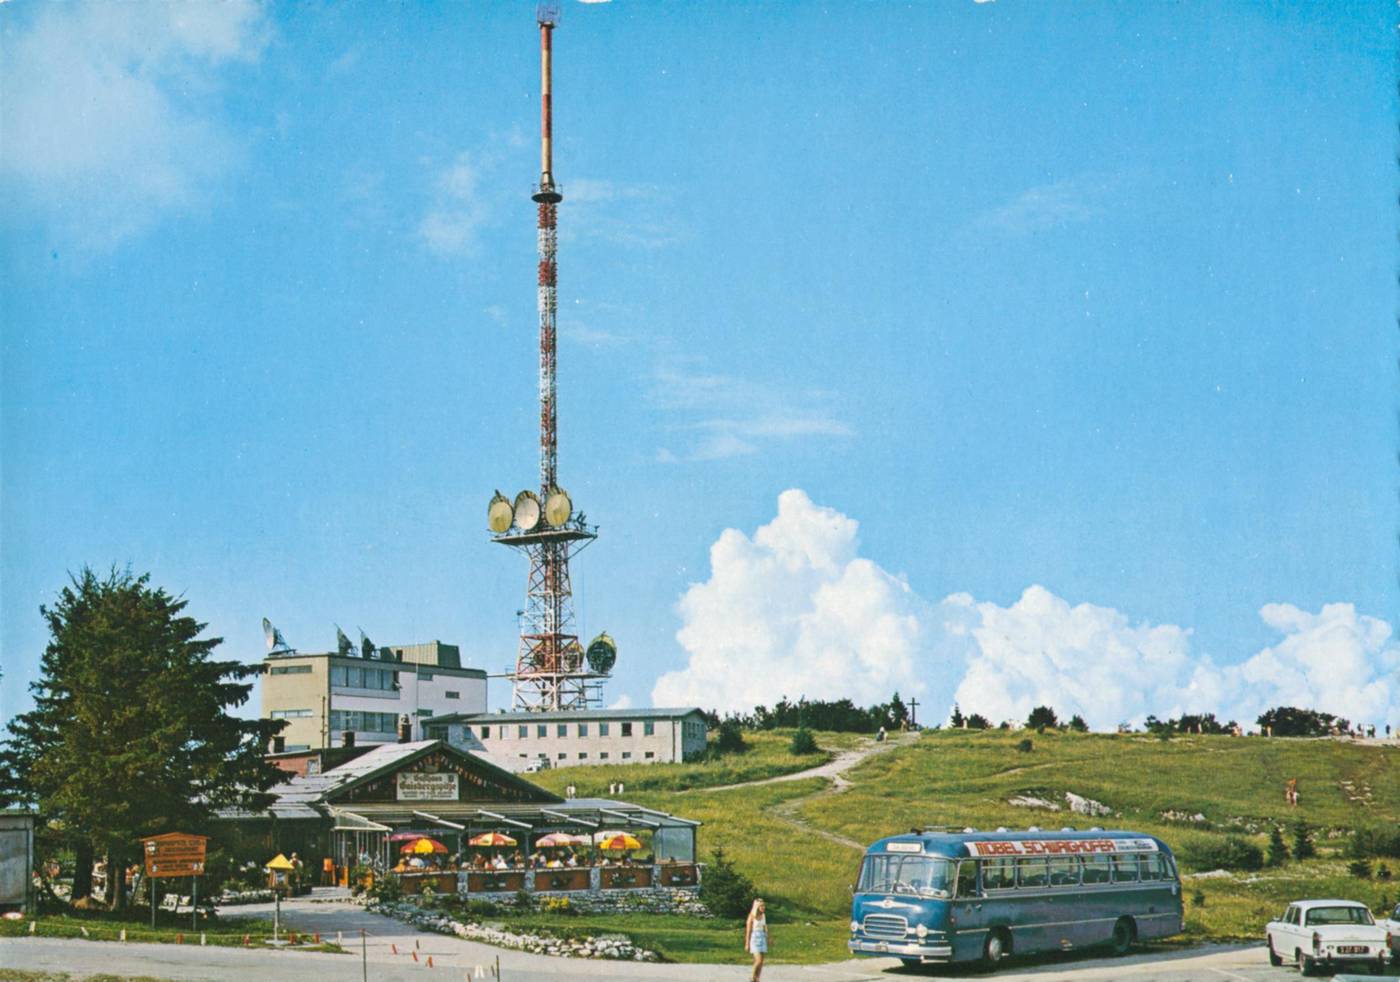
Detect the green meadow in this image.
<box><xmin>495</xmin><ymin>728</ymin><xmax>1400</xmax><ymax>964</ymax></box>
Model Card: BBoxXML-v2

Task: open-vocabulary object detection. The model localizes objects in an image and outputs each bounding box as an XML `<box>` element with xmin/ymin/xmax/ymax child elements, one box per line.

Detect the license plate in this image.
<box><xmin>875</xmin><ymin>943</ymin><xmax>887</xmax><ymax>952</ymax></box>
<box><xmin>1337</xmin><ymin>945</ymin><xmax>1367</xmax><ymax>954</ymax></box>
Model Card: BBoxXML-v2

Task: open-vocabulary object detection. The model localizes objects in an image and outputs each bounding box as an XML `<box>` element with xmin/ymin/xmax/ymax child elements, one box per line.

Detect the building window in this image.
<box><xmin>270</xmin><ymin>709</ymin><xmax>313</xmax><ymax>719</ymax></box>
<box><xmin>600</xmin><ymin>752</ymin><xmax>610</xmax><ymax>760</ymax></box>
<box><xmin>579</xmin><ymin>752</ymin><xmax>588</xmax><ymax>759</ymax></box>
<box><xmin>599</xmin><ymin>722</ymin><xmax>609</xmax><ymax>736</ymax></box>
<box><xmin>518</xmin><ymin>724</ymin><xmax>529</xmax><ymax>738</ymax></box>
<box><xmin>557</xmin><ymin>752</ymin><xmax>567</xmax><ymax>760</ymax></box>
<box><xmin>329</xmin><ymin>710</ymin><xmax>396</xmax><ymax>732</ymax></box>
<box><xmin>425</xmin><ymin>725</ymin><xmax>448</xmax><ymax>740</ymax></box>
<box><xmin>445</xmin><ymin>691</ymin><xmax>460</xmax><ymax>700</ymax></box>
<box><xmin>645</xmin><ymin>751</ymin><xmax>655</xmax><ymax>759</ymax></box>
<box><xmin>480</xmin><ymin>726</ymin><xmax>490</xmax><ymax>739</ymax></box>
<box><xmin>621</xmin><ymin>722</ymin><xmax>633</xmax><ymax>737</ymax></box>
<box><xmin>330</xmin><ymin>666</ymin><xmax>396</xmax><ymax>691</ymax></box>
<box><xmin>621</xmin><ymin>751</ymin><xmax>632</xmax><ymax>760</ymax></box>
<box><xmin>557</xmin><ymin>723</ymin><xmax>568</xmax><ymax>737</ymax></box>
<box><xmin>578</xmin><ymin>723</ymin><xmax>588</xmax><ymax>737</ymax></box>
<box><xmin>537</xmin><ymin>723</ymin><xmax>547</xmax><ymax>738</ymax></box>
<box><xmin>415</xmin><ymin>708</ymin><xmax>433</xmax><ymax>717</ymax></box>
<box><xmin>269</xmin><ymin>665</ymin><xmax>312</xmax><ymax>675</ymax></box>
<box><xmin>643</xmin><ymin>721</ymin><xmax>655</xmax><ymax>736</ymax></box>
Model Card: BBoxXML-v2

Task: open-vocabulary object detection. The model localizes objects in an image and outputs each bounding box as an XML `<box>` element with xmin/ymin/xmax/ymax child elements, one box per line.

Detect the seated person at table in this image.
<box><xmin>511</xmin><ymin>851</ymin><xmax>525</xmax><ymax>868</ymax></box>
<box><xmin>491</xmin><ymin>853</ymin><xmax>507</xmax><ymax>870</ymax></box>
<box><xmin>565</xmin><ymin>852</ymin><xmax>578</xmax><ymax>867</ymax></box>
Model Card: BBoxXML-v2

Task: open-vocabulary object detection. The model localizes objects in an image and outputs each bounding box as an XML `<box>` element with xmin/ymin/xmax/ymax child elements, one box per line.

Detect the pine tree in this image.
<box><xmin>1292</xmin><ymin>820</ymin><xmax>1316</xmax><ymax>861</ymax></box>
<box><xmin>950</xmin><ymin>704</ymin><xmax>965</xmax><ymax>728</ymax></box>
<box><xmin>1267</xmin><ymin>826</ymin><xmax>1289</xmax><ymax>866</ymax></box>
<box><xmin>0</xmin><ymin>568</ymin><xmax>285</xmax><ymax>909</ymax></box>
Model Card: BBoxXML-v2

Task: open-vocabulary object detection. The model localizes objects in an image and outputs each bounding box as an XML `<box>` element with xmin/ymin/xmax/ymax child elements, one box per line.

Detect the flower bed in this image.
<box><xmin>369</xmin><ymin>900</ymin><xmax>661</xmax><ymax>961</ymax></box>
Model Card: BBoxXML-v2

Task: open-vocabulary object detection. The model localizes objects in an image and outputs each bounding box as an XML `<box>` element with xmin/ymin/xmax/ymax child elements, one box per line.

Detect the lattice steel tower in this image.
<box><xmin>485</xmin><ymin>3</ymin><xmax>611</xmax><ymax>712</ymax></box>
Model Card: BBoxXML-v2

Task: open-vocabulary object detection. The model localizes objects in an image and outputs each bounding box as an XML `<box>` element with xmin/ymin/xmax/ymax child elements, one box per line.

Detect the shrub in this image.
<box><xmin>368</xmin><ymin>874</ymin><xmax>402</xmax><ymax>903</ymax></box>
<box><xmin>1348</xmin><ymin>859</ymin><xmax>1373</xmax><ymax>879</ymax></box>
<box><xmin>1016</xmin><ymin>738</ymin><xmax>1034</xmax><ymax>754</ymax></box>
<box><xmin>513</xmin><ymin>888</ymin><xmax>535</xmax><ymax>911</ymax></box>
<box><xmin>1191</xmin><ymin>889</ymin><xmax>1207</xmax><ymax>907</ymax></box>
<box><xmin>701</xmin><ymin>847</ymin><xmax>756</xmax><ymax>919</ymax></box>
<box><xmin>1266</xmin><ymin>827</ymin><xmax>1289</xmax><ymax>867</ymax></box>
<box><xmin>1068</xmin><ymin>715</ymin><xmax>1088</xmax><ymax>733</ymax></box>
<box><xmin>1378</xmin><ymin>864</ymin><xmax>1393</xmax><ymax>881</ymax></box>
<box><xmin>1183</xmin><ymin>836</ymin><xmax>1264</xmax><ymax>872</ymax></box>
<box><xmin>966</xmin><ymin>713</ymin><xmax>990</xmax><ymax>730</ymax></box>
<box><xmin>712</xmin><ymin>719</ymin><xmax>748</xmax><ymax>756</ymax></box>
<box><xmin>1292</xmin><ymin>821</ymin><xmax>1316</xmax><ymax>861</ymax></box>
<box><xmin>1027</xmin><ymin>706</ymin><xmax>1059</xmax><ymax>730</ymax></box>
<box><xmin>457</xmin><ymin>899</ymin><xmax>501</xmax><ymax>918</ymax></box>
<box><xmin>789</xmin><ymin>728</ymin><xmax>818</xmax><ymax>755</ymax></box>
<box><xmin>1348</xmin><ymin>826</ymin><xmax>1400</xmax><ymax>859</ymax></box>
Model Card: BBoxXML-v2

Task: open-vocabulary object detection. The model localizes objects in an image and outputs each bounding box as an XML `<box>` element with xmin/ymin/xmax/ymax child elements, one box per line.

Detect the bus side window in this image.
<box><xmin>1048</xmin><ymin>857</ymin><xmax>1078</xmax><ymax>886</ymax></box>
<box><xmin>1016</xmin><ymin>858</ymin><xmax>1048</xmax><ymax>889</ymax></box>
<box><xmin>1081</xmin><ymin>856</ymin><xmax>1111</xmax><ymax>884</ymax></box>
<box><xmin>956</xmin><ymin>861</ymin><xmax>979</xmax><ymax>898</ymax></box>
<box><xmin>1156</xmin><ymin>853</ymin><xmax>1175</xmax><ymax>880</ymax></box>
<box><xmin>984</xmin><ymin>858</ymin><xmax>1014</xmax><ymax>891</ymax></box>
<box><xmin>1111</xmin><ymin>854</ymin><xmax>1138</xmax><ymax>882</ymax></box>
<box><xmin>1139</xmin><ymin>853</ymin><xmax>1161</xmax><ymax>881</ymax></box>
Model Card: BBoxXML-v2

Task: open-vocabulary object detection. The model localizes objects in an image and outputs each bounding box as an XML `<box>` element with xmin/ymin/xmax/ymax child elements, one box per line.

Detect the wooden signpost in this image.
<box><xmin>140</xmin><ymin>833</ymin><xmax>208</xmax><ymax>930</ymax></box>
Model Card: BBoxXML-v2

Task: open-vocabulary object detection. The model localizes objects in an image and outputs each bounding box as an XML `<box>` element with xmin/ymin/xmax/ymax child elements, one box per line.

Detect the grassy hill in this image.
<box><xmin>506</xmin><ymin>728</ymin><xmax>1400</xmax><ymax>966</ymax></box>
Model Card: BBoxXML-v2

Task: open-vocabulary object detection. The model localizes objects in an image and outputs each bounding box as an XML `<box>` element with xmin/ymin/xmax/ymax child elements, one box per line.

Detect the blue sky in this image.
<box><xmin>2</xmin><ymin>1</ymin><xmax>1395</xmax><ymax>728</ymax></box>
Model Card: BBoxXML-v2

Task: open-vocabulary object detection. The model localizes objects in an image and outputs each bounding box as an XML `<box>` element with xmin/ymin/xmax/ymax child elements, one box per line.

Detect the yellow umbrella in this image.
<box><xmin>469</xmin><ymin>831</ymin><xmax>517</xmax><ymax>847</ymax></box>
<box><xmin>597</xmin><ymin>832</ymin><xmax>641</xmax><ymax>851</ymax></box>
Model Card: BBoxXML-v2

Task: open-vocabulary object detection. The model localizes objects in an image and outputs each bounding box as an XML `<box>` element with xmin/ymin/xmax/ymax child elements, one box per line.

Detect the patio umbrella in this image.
<box><xmin>469</xmin><ymin>831</ymin><xmax>518</xmax><ymax>847</ymax></box>
<box><xmin>400</xmin><ymin>837</ymin><xmax>448</xmax><ymax>854</ymax></box>
<box><xmin>591</xmin><ymin>829</ymin><xmax>627</xmax><ymax>845</ymax></box>
<box><xmin>388</xmin><ymin>831</ymin><xmax>432</xmax><ymax>841</ymax></box>
<box><xmin>534</xmin><ymin>832</ymin><xmax>575</xmax><ymax>848</ymax></box>
<box><xmin>597</xmin><ymin>832</ymin><xmax>642</xmax><ymax>851</ymax></box>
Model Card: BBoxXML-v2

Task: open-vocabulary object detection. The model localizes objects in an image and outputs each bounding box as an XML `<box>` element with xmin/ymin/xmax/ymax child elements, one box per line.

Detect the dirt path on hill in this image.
<box><xmin>701</xmin><ymin>732</ymin><xmax>920</xmax><ymax>851</ymax></box>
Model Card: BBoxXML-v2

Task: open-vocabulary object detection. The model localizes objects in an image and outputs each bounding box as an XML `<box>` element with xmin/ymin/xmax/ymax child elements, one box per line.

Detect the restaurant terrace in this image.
<box><xmin>217</xmin><ymin>740</ymin><xmax>701</xmax><ymax>897</ymax></box>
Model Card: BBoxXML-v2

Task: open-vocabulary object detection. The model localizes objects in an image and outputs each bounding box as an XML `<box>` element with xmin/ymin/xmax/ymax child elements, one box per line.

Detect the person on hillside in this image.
<box><xmin>745</xmin><ymin>897</ymin><xmax>768</xmax><ymax>981</ymax></box>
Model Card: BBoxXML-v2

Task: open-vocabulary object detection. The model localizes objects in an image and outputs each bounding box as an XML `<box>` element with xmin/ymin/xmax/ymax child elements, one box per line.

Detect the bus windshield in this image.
<box><xmin>858</xmin><ymin>854</ymin><xmax>954</xmax><ymax>898</ymax></box>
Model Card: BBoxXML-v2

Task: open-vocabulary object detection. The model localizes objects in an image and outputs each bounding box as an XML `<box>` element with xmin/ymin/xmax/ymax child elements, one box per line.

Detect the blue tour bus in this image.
<box><xmin>848</xmin><ymin>826</ymin><xmax>1184</xmax><ymax>968</ymax></box>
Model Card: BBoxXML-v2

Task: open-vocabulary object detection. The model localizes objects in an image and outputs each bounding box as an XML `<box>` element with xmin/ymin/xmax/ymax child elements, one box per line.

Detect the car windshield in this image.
<box><xmin>859</xmin><ymin>855</ymin><xmax>953</xmax><ymax>898</ymax></box>
<box><xmin>1305</xmin><ymin>906</ymin><xmax>1375</xmax><ymax>926</ymax></box>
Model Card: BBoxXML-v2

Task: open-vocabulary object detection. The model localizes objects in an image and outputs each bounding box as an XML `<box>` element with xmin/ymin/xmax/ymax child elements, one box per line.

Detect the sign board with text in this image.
<box><xmin>396</xmin><ymin>772</ymin><xmax>459</xmax><ymax>801</ymax></box>
<box><xmin>966</xmin><ymin>837</ymin><xmax>1158</xmax><ymax>858</ymax></box>
<box><xmin>141</xmin><ymin>833</ymin><xmax>208</xmax><ymax>878</ymax></box>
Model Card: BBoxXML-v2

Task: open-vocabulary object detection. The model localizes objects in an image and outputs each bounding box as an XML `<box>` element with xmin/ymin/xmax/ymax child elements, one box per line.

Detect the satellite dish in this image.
<box><xmin>586</xmin><ymin>632</ymin><xmax>617</xmax><ymax>674</ymax></box>
<box><xmin>488</xmin><ymin>491</ymin><xmax>514</xmax><ymax>533</ymax></box>
<box><xmin>513</xmin><ymin>490</ymin><xmax>541</xmax><ymax>531</ymax></box>
<box><xmin>544</xmin><ymin>487</ymin><xmax>572</xmax><ymax>527</ymax></box>
<box><xmin>263</xmin><ymin>617</ymin><xmax>291</xmax><ymax>653</ymax></box>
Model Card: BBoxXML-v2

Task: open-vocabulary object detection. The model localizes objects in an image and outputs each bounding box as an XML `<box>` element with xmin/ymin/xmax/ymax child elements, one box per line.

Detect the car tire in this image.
<box><xmin>1110</xmin><ymin>917</ymin><xmax>1135</xmax><ymax>955</ymax></box>
<box><xmin>1298</xmin><ymin>952</ymin><xmax>1319</xmax><ymax>976</ymax></box>
<box><xmin>1266</xmin><ymin>939</ymin><xmax>1281</xmax><ymax>966</ymax></box>
<box><xmin>983</xmin><ymin>929</ymin><xmax>1010</xmax><ymax>966</ymax></box>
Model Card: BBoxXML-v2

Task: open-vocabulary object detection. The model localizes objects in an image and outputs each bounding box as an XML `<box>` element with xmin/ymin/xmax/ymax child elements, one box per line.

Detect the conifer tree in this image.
<box><xmin>0</xmin><ymin>568</ymin><xmax>285</xmax><ymax>908</ymax></box>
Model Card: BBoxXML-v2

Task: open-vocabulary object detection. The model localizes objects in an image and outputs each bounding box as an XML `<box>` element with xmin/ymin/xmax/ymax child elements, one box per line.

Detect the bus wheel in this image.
<box><xmin>1110</xmin><ymin>917</ymin><xmax>1135</xmax><ymax>955</ymax></box>
<box><xmin>983</xmin><ymin>929</ymin><xmax>1010</xmax><ymax>966</ymax></box>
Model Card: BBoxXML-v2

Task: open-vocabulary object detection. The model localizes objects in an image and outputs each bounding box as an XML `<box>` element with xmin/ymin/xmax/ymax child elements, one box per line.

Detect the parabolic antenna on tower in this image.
<box><xmin>513</xmin><ymin>490</ymin><xmax>542</xmax><ymax>531</ymax></box>
<box><xmin>586</xmin><ymin>631</ymin><xmax>616</xmax><ymax>674</ymax></box>
<box><xmin>544</xmin><ymin>487</ymin><xmax>572</xmax><ymax>527</ymax></box>
<box><xmin>488</xmin><ymin>491</ymin><xmax>515</xmax><ymax>533</ymax></box>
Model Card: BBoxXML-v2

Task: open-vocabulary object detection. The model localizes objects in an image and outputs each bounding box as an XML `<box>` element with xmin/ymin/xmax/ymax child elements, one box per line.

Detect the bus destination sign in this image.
<box><xmin>141</xmin><ymin>833</ymin><xmax>208</xmax><ymax>878</ymax></box>
<box><xmin>967</xmin><ymin>837</ymin><xmax>1157</xmax><ymax>857</ymax></box>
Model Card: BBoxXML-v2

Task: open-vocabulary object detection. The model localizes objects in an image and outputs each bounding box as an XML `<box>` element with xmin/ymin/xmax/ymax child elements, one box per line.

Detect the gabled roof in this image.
<box><xmin>427</xmin><ymin>707</ymin><xmax>706</xmax><ymax>725</ymax></box>
<box><xmin>217</xmin><ymin>740</ymin><xmax>559</xmax><ymax>821</ymax></box>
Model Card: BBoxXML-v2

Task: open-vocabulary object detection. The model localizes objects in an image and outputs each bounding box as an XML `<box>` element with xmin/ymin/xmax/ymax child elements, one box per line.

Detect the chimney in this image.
<box><xmin>398</xmin><ymin>714</ymin><xmax>413</xmax><ymax>743</ymax></box>
<box><xmin>343</xmin><ymin>730</ymin><xmax>355</xmax><ymax>748</ymax></box>
<box><xmin>271</xmin><ymin>735</ymin><xmax>286</xmax><ymax>754</ymax></box>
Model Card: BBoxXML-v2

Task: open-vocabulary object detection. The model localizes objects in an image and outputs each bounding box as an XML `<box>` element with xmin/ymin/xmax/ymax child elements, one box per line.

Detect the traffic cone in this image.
<box><xmin>412</xmin><ymin>950</ymin><xmax>419</xmax><ymax>962</ymax></box>
<box><xmin>426</xmin><ymin>955</ymin><xmax>434</xmax><ymax>968</ymax></box>
<box><xmin>392</xmin><ymin>942</ymin><xmax>399</xmax><ymax>955</ymax></box>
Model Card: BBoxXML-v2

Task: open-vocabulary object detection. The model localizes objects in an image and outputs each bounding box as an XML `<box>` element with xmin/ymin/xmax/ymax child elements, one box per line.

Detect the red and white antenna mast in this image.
<box><xmin>487</xmin><ymin>2</ymin><xmax>611</xmax><ymax>713</ymax></box>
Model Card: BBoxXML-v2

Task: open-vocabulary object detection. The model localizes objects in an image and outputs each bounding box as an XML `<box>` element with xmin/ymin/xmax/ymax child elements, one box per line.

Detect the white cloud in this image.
<box><xmin>608</xmin><ymin>694</ymin><xmax>634</xmax><ymax>710</ymax></box>
<box><xmin>653</xmin><ymin>491</ymin><xmax>1400</xmax><ymax>730</ymax></box>
<box><xmin>0</xmin><ymin>1</ymin><xmax>269</xmax><ymax>250</ymax></box>
<box><xmin>419</xmin><ymin>153</ymin><xmax>490</xmax><ymax>256</ymax></box>
<box><xmin>977</xmin><ymin>180</ymin><xmax>1098</xmax><ymax>235</ymax></box>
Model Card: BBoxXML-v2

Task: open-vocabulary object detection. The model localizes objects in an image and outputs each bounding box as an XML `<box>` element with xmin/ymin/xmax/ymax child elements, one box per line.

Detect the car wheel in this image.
<box><xmin>1266</xmin><ymin>939</ymin><xmax>1281</xmax><ymax>966</ymax></box>
<box><xmin>1298</xmin><ymin>952</ymin><xmax>1318</xmax><ymax>976</ymax></box>
<box><xmin>1110</xmin><ymin>917</ymin><xmax>1134</xmax><ymax>955</ymax></box>
<box><xmin>983</xmin><ymin>929</ymin><xmax>1009</xmax><ymax>966</ymax></box>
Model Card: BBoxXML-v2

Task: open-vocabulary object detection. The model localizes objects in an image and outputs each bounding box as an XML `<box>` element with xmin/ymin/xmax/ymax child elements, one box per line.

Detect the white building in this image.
<box><xmin>423</xmin><ymin>707</ymin><xmax>709</xmax><ymax>768</ymax></box>
<box><xmin>262</xmin><ymin>641</ymin><xmax>487</xmax><ymax>751</ymax></box>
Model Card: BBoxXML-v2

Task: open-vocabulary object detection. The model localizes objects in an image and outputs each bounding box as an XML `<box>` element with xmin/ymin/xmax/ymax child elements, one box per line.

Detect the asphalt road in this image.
<box><xmin>4</xmin><ymin>898</ymin><xmax>1397</xmax><ymax>981</ymax></box>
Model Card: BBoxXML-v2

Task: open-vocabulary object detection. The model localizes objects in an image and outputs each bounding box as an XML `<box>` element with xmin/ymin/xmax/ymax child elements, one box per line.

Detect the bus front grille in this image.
<box><xmin>862</xmin><ymin>913</ymin><xmax>908</xmax><ymax>939</ymax></box>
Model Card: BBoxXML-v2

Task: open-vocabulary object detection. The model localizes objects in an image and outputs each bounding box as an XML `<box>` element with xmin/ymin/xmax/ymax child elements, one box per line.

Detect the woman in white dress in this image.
<box><xmin>744</xmin><ymin>897</ymin><xmax>768</xmax><ymax>981</ymax></box>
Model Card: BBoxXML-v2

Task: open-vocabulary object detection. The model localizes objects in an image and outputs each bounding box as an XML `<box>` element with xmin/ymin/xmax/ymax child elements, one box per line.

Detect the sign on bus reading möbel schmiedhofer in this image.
<box><xmin>141</xmin><ymin>833</ymin><xmax>208</xmax><ymax>878</ymax></box>
<box><xmin>397</xmin><ymin>772</ymin><xmax>459</xmax><ymax>801</ymax></box>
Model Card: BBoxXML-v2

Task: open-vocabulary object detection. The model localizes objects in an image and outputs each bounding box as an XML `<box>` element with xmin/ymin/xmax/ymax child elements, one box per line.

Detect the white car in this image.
<box><xmin>1266</xmin><ymin>899</ymin><xmax>1390</xmax><ymax>976</ymax></box>
<box><xmin>1380</xmin><ymin>902</ymin><xmax>1400</xmax><ymax>958</ymax></box>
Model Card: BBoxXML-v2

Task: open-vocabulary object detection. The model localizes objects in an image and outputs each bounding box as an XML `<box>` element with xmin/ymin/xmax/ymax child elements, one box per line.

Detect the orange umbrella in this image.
<box><xmin>469</xmin><ymin>831</ymin><xmax>517</xmax><ymax>847</ymax></box>
<box><xmin>534</xmin><ymin>832</ymin><xmax>576</xmax><ymax>848</ymax></box>
<box><xmin>400</xmin><ymin>837</ymin><xmax>448</xmax><ymax>854</ymax></box>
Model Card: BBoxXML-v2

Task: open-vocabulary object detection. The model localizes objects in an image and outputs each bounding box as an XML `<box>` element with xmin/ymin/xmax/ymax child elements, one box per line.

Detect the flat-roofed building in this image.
<box><xmin>262</xmin><ymin>641</ymin><xmax>487</xmax><ymax>751</ymax></box>
<box><xmin>423</xmin><ymin>707</ymin><xmax>708</xmax><ymax>768</ymax></box>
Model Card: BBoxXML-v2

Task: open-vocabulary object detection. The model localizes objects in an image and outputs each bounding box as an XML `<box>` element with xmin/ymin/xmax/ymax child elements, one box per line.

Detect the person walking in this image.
<box><xmin>745</xmin><ymin>897</ymin><xmax>768</xmax><ymax>981</ymax></box>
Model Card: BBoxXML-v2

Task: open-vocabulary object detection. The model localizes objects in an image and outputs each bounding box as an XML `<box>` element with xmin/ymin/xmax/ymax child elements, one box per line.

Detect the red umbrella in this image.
<box><xmin>399</xmin><ymin>837</ymin><xmax>449</xmax><ymax>854</ymax></box>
